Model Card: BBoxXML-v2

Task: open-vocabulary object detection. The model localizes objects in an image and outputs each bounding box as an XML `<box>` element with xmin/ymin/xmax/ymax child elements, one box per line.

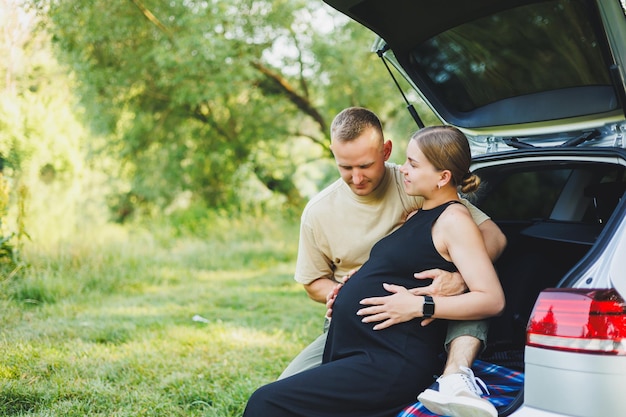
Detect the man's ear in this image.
<box><xmin>382</xmin><ymin>140</ymin><xmax>393</xmax><ymax>161</ymax></box>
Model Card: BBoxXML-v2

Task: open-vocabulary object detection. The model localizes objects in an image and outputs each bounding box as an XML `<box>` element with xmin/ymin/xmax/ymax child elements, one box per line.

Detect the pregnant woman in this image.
<box><xmin>242</xmin><ymin>126</ymin><xmax>505</xmax><ymax>417</ymax></box>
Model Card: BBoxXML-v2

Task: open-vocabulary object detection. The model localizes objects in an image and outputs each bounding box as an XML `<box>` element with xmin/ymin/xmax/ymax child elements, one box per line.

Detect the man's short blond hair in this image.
<box><xmin>330</xmin><ymin>107</ymin><xmax>384</xmax><ymax>143</ymax></box>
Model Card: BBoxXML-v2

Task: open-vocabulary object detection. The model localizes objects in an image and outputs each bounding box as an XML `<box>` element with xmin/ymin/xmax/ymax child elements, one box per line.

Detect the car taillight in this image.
<box><xmin>527</xmin><ymin>288</ymin><xmax>626</xmax><ymax>355</ymax></box>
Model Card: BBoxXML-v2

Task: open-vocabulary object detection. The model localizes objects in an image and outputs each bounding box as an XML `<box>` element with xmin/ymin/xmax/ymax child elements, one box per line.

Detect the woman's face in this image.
<box><xmin>399</xmin><ymin>139</ymin><xmax>442</xmax><ymax>196</ymax></box>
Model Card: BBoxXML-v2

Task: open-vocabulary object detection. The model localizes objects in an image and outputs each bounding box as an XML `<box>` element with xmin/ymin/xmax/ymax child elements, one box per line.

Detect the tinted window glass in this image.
<box><xmin>480</xmin><ymin>169</ymin><xmax>570</xmax><ymax>221</ymax></box>
<box><xmin>410</xmin><ymin>0</ymin><xmax>611</xmax><ymax>112</ymax></box>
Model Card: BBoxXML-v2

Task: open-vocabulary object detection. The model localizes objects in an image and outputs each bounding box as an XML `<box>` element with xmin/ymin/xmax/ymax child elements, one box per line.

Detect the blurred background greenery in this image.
<box><xmin>0</xmin><ymin>0</ymin><xmax>436</xmax><ymax>257</ymax></box>
<box><xmin>0</xmin><ymin>1</ymin><xmax>437</xmax><ymax>414</ymax></box>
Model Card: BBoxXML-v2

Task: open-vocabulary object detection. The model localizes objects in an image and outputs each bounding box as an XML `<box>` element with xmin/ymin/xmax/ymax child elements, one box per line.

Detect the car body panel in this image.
<box><xmin>597</xmin><ymin>0</ymin><xmax>626</xmax><ymax>87</ymax></box>
<box><xmin>608</xmin><ymin>214</ymin><xmax>626</xmax><ymax>295</ymax></box>
<box><xmin>568</xmin><ymin>211</ymin><xmax>626</xmax><ymax>288</ymax></box>
<box><xmin>508</xmin><ymin>406</ymin><xmax>573</xmax><ymax>417</ymax></box>
<box><xmin>323</xmin><ymin>0</ymin><xmax>626</xmax><ymax>144</ymax></box>
<box><xmin>516</xmin><ymin>347</ymin><xmax>626</xmax><ymax>416</ymax></box>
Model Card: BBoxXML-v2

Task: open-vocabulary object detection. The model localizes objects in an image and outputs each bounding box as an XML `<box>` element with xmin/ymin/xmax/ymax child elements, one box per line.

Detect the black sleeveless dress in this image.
<box><xmin>243</xmin><ymin>202</ymin><xmax>459</xmax><ymax>417</ymax></box>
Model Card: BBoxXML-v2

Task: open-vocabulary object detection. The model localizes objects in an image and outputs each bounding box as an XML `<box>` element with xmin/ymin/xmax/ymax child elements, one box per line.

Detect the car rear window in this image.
<box><xmin>409</xmin><ymin>0</ymin><xmax>612</xmax><ymax>113</ymax></box>
<box><xmin>480</xmin><ymin>168</ymin><xmax>570</xmax><ymax>221</ymax></box>
<box><xmin>478</xmin><ymin>164</ymin><xmax>626</xmax><ymax>223</ymax></box>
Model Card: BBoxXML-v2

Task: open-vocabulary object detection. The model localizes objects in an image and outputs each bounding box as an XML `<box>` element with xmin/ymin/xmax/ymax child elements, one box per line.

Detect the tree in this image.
<box><xmin>32</xmin><ymin>0</ymin><xmax>431</xmax><ymax>214</ymax></box>
<box><xmin>1</xmin><ymin>0</ymin><xmax>112</xmax><ymax>253</ymax></box>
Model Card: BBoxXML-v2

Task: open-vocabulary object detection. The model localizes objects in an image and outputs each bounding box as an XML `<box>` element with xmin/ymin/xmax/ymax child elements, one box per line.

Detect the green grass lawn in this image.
<box><xmin>0</xmin><ymin>218</ymin><xmax>324</xmax><ymax>416</ymax></box>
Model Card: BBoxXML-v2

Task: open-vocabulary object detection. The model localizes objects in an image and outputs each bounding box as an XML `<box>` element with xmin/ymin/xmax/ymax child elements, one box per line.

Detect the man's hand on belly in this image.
<box><xmin>410</xmin><ymin>269</ymin><xmax>467</xmax><ymax>297</ymax></box>
<box><xmin>325</xmin><ymin>269</ymin><xmax>358</xmax><ymax>319</ymax></box>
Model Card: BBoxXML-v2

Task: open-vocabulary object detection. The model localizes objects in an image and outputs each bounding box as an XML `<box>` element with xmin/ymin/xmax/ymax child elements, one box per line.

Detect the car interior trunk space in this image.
<box><xmin>479</xmin><ymin>227</ymin><xmax>591</xmax><ymax>370</ymax></box>
<box><xmin>472</xmin><ymin>161</ymin><xmax>626</xmax><ymax>372</ymax></box>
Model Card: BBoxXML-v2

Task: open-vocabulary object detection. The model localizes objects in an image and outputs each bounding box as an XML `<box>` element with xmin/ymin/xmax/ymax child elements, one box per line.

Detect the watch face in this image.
<box><xmin>423</xmin><ymin>296</ymin><xmax>435</xmax><ymax>317</ymax></box>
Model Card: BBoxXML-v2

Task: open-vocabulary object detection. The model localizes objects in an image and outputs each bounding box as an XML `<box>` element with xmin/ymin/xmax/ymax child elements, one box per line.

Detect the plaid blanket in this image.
<box><xmin>397</xmin><ymin>360</ymin><xmax>524</xmax><ymax>417</ymax></box>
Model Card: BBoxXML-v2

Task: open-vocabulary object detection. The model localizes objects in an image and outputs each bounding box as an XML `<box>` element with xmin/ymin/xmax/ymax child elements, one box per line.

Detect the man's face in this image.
<box><xmin>330</xmin><ymin>127</ymin><xmax>392</xmax><ymax>197</ymax></box>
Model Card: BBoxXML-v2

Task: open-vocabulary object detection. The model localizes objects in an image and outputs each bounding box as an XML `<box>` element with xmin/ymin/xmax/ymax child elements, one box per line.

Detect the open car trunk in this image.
<box><xmin>464</xmin><ymin>148</ymin><xmax>626</xmax><ymax>415</ymax></box>
<box><xmin>319</xmin><ymin>0</ymin><xmax>626</xmax><ymax>414</ymax></box>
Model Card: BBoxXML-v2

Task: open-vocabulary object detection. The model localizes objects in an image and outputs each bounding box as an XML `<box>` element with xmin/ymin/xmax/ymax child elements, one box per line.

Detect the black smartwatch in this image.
<box><xmin>423</xmin><ymin>295</ymin><xmax>435</xmax><ymax>318</ymax></box>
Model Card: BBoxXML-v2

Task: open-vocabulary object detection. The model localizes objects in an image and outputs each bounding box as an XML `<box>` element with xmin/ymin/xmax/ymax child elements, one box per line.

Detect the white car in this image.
<box><xmin>322</xmin><ymin>0</ymin><xmax>626</xmax><ymax>416</ymax></box>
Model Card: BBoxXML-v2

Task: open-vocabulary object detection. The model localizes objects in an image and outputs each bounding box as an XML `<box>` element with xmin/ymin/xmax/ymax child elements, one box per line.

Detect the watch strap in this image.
<box><xmin>423</xmin><ymin>295</ymin><xmax>435</xmax><ymax>318</ymax></box>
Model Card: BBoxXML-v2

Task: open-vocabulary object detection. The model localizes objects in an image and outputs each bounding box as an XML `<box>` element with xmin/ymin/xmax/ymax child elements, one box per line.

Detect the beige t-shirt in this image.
<box><xmin>294</xmin><ymin>163</ymin><xmax>489</xmax><ymax>284</ymax></box>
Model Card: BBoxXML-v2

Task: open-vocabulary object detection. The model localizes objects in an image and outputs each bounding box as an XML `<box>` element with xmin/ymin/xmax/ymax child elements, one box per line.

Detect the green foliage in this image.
<box><xmin>0</xmin><ymin>4</ymin><xmax>445</xmax><ymax>414</ymax></box>
<box><xmin>0</xmin><ymin>1</ymin><xmax>115</xmax><ymax>256</ymax></box>
<box><xmin>0</xmin><ymin>214</ymin><xmax>322</xmax><ymax>416</ymax></box>
<box><xmin>0</xmin><ymin>0</ymin><xmax>442</xmax><ymax>251</ymax></box>
<box><xmin>0</xmin><ymin>173</ymin><xmax>16</xmax><ymax>268</ymax></box>
<box><xmin>39</xmin><ymin>0</ymin><xmax>306</xmax><ymax>209</ymax></box>
<box><xmin>29</xmin><ymin>0</ymin><xmax>434</xmax><ymax>217</ymax></box>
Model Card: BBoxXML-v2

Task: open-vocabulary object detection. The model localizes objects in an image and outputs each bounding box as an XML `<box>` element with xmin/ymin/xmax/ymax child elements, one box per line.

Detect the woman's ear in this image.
<box><xmin>438</xmin><ymin>170</ymin><xmax>453</xmax><ymax>188</ymax></box>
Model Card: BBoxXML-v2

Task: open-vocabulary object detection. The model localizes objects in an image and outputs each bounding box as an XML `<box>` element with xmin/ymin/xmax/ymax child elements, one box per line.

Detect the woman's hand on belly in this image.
<box><xmin>357</xmin><ymin>283</ymin><xmax>423</xmax><ymax>330</ymax></box>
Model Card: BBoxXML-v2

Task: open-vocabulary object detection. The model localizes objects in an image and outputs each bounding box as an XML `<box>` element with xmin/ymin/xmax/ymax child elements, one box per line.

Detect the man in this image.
<box><xmin>280</xmin><ymin>107</ymin><xmax>507</xmax><ymax>417</ymax></box>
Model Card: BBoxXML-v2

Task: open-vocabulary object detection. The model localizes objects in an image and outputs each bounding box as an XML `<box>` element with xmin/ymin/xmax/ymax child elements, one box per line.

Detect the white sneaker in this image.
<box><xmin>417</xmin><ymin>366</ymin><xmax>497</xmax><ymax>417</ymax></box>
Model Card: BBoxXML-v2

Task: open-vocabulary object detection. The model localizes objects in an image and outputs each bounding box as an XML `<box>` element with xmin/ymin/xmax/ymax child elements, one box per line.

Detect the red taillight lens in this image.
<box><xmin>527</xmin><ymin>288</ymin><xmax>626</xmax><ymax>355</ymax></box>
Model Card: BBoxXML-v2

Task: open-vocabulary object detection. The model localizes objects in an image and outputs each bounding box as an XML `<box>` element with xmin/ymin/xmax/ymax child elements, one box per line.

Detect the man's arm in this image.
<box><xmin>477</xmin><ymin>219</ymin><xmax>507</xmax><ymax>262</ymax></box>
<box><xmin>304</xmin><ymin>277</ymin><xmax>338</xmax><ymax>304</ymax></box>
<box><xmin>461</xmin><ymin>198</ymin><xmax>507</xmax><ymax>262</ymax></box>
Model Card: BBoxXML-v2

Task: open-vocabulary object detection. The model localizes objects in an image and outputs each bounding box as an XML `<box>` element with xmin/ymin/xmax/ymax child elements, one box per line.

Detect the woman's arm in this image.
<box><xmin>428</xmin><ymin>204</ymin><xmax>505</xmax><ymax>320</ymax></box>
<box><xmin>358</xmin><ymin>204</ymin><xmax>504</xmax><ymax>329</ymax></box>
